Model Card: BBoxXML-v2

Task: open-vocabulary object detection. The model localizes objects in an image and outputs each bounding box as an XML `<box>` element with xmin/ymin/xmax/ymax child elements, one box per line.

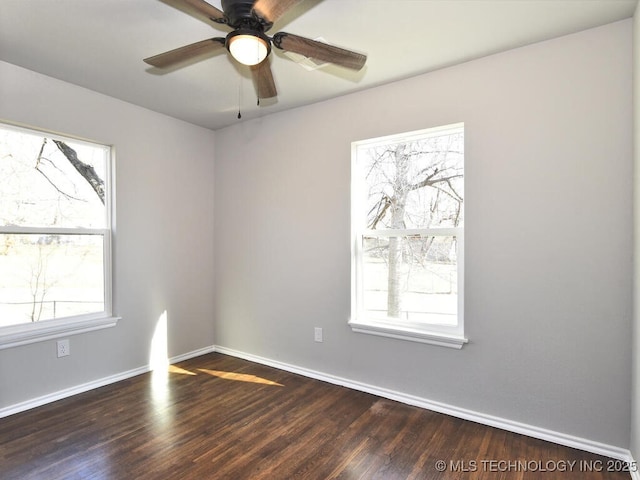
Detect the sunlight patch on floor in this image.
<box><xmin>168</xmin><ymin>365</ymin><xmax>197</xmax><ymax>375</ymax></box>
<box><xmin>197</xmin><ymin>368</ymin><xmax>284</xmax><ymax>386</ymax></box>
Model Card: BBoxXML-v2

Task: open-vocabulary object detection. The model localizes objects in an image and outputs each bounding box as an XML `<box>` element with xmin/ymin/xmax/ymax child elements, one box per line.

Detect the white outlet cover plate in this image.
<box><xmin>57</xmin><ymin>339</ymin><xmax>70</xmax><ymax>357</ymax></box>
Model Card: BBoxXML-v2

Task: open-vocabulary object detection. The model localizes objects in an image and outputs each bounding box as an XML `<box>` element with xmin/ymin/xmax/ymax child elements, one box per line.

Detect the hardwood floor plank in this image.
<box><xmin>0</xmin><ymin>353</ymin><xmax>632</xmax><ymax>479</ymax></box>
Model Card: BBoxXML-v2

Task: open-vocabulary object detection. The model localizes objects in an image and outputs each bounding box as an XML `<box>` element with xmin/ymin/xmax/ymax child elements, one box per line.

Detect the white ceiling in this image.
<box><xmin>1</xmin><ymin>0</ymin><xmax>637</xmax><ymax>131</ymax></box>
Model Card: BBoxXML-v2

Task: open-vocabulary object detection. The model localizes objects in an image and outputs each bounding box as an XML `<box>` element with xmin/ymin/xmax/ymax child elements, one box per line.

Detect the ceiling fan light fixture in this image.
<box><xmin>227</xmin><ymin>29</ymin><xmax>271</xmax><ymax>66</ymax></box>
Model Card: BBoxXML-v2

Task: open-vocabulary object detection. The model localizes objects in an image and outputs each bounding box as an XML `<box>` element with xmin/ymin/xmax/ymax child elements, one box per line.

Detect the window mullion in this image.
<box><xmin>360</xmin><ymin>228</ymin><xmax>462</xmax><ymax>237</ymax></box>
<box><xmin>0</xmin><ymin>226</ymin><xmax>107</xmax><ymax>235</ymax></box>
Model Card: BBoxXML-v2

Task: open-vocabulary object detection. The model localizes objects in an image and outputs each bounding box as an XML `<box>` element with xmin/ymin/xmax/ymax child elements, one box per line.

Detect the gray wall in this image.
<box><xmin>0</xmin><ymin>61</ymin><xmax>217</xmax><ymax>408</ymax></box>
<box><xmin>631</xmin><ymin>4</ymin><xmax>640</xmax><ymax>463</ymax></box>
<box><xmin>214</xmin><ymin>20</ymin><xmax>633</xmax><ymax>448</ymax></box>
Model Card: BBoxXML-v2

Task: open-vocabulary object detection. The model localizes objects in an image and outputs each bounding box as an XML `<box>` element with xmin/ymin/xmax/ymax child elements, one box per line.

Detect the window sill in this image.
<box><xmin>0</xmin><ymin>315</ymin><xmax>121</xmax><ymax>350</ymax></box>
<box><xmin>348</xmin><ymin>319</ymin><xmax>468</xmax><ymax>349</ymax></box>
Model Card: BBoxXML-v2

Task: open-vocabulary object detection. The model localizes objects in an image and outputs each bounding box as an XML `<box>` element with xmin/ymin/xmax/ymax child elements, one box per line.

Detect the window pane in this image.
<box><xmin>358</xmin><ymin>131</ymin><xmax>463</xmax><ymax>230</ymax></box>
<box><xmin>0</xmin><ymin>126</ymin><xmax>108</xmax><ymax>228</ymax></box>
<box><xmin>362</xmin><ymin>235</ymin><xmax>457</xmax><ymax>326</ymax></box>
<box><xmin>0</xmin><ymin>234</ymin><xmax>104</xmax><ymax>327</ymax></box>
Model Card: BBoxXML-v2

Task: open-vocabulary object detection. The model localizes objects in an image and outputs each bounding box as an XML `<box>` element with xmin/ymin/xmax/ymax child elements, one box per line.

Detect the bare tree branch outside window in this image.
<box><xmin>53</xmin><ymin>140</ymin><xmax>105</xmax><ymax>205</ymax></box>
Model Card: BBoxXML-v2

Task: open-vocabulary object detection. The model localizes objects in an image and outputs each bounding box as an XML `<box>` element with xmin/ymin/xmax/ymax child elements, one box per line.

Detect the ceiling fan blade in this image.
<box><xmin>144</xmin><ymin>38</ymin><xmax>226</xmax><ymax>68</ymax></box>
<box><xmin>272</xmin><ymin>32</ymin><xmax>367</xmax><ymax>71</ymax></box>
<box><xmin>174</xmin><ymin>0</ymin><xmax>226</xmax><ymax>23</ymax></box>
<box><xmin>251</xmin><ymin>59</ymin><xmax>277</xmax><ymax>99</ymax></box>
<box><xmin>252</xmin><ymin>0</ymin><xmax>304</xmax><ymax>24</ymax></box>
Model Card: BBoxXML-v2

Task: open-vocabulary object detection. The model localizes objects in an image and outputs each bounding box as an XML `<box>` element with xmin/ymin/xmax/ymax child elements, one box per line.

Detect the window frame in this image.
<box><xmin>349</xmin><ymin>123</ymin><xmax>467</xmax><ymax>349</ymax></box>
<box><xmin>0</xmin><ymin>121</ymin><xmax>120</xmax><ymax>350</ymax></box>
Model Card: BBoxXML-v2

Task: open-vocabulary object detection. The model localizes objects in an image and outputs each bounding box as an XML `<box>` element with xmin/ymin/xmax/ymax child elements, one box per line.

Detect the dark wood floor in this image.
<box><xmin>0</xmin><ymin>353</ymin><xmax>632</xmax><ymax>479</ymax></box>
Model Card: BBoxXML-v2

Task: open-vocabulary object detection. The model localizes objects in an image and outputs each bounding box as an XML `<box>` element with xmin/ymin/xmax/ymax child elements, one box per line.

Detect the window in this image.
<box><xmin>0</xmin><ymin>122</ymin><xmax>119</xmax><ymax>349</ymax></box>
<box><xmin>350</xmin><ymin>123</ymin><xmax>466</xmax><ymax>348</ymax></box>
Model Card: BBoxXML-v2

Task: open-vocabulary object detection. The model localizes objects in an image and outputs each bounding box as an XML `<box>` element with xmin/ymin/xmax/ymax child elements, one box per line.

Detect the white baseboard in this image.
<box><xmin>169</xmin><ymin>345</ymin><xmax>215</xmax><ymax>364</ymax></box>
<box><xmin>214</xmin><ymin>345</ymin><xmax>636</xmax><ymax>468</ymax></box>
<box><xmin>0</xmin><ymin>345</ymin><xmax>215</xmax><ymax>419</ymax></box>
<box><xmin>0</xmin><ymin>365</ymin><xmax>148</xmax><ymax>419</ymax></box>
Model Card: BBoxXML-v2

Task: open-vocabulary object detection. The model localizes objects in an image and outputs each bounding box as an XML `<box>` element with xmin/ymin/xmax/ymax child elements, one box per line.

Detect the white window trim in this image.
<box><xmin>0</xmin><ymin>313</ymin><xmax>121</xmax><ymax>350</ymax></box>
<box><xmin>0</xmin><ymin>122</ymin><xmax>120</xmax><ymax>349</ymax></box>
<box><xmin>348</xmin><ymin>319</ymin><xmax>467</xmax><ymax>349</ymax></box>
<box><xmin>350</xmin><ymin>123</ymin><xmax>467</xmax><ymax>349</ymax></box>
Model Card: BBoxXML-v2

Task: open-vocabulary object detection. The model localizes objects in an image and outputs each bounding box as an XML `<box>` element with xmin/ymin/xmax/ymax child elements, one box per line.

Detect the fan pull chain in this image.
<box><xmin>237</xmin><ymin>76</ymin><xmax>243</xmax><ymax>119</ymax></box>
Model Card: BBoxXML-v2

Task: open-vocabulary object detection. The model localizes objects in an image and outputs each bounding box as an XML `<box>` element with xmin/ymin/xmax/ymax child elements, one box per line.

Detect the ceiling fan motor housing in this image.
<box><xmin>221</xmin><ymin>0</ymin><xmax>273</xmax><ymax>31</ymax></box>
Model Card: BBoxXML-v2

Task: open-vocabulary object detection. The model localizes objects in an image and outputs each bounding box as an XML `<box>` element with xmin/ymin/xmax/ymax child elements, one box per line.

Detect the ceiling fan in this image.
<box><xmin>144</xmin><ymin>0</ymin><xmax>367</xmax><ymax>100</ymax></box>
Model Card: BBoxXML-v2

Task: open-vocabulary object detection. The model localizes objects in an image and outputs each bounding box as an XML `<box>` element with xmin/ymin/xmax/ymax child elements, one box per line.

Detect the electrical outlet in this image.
<box><xmin>57</xmin><ymin>339</ymin><xmax>70</xmax><ymax>358</ymax></box>
<box><xmin>314</xmin><ymin>327</ymin><xmax>323</xmax><ymax>343</ymax></box>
